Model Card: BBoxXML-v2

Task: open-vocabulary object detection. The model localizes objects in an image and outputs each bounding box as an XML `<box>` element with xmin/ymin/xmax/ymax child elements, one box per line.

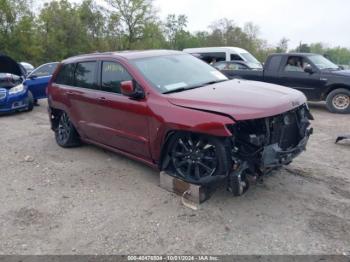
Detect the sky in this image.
<box><xmin>153</xmin><ymin>0</ymin><xmax>350</xmax><ymax>49</ymax></box>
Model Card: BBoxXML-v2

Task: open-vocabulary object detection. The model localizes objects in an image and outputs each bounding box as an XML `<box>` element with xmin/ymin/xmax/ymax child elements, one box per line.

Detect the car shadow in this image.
<box><xmin>307</xmin><ymin>101</ymin><xmax>329</xmax><ymax>112</ymax></box>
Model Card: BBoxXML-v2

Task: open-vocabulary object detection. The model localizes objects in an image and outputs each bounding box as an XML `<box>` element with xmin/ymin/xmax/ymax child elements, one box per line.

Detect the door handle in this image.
<box><xmin>98</xmin><ymin>97</ymin><xmax>108</xmax><ymax>104</ymax></box>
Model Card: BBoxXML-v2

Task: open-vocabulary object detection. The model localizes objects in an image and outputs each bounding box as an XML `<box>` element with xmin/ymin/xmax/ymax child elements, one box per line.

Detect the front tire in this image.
<box><xmin>55</xmin><ymin>112</ymin><xmax>81</xmax><ymax>148</ymax></box>
<box><xmin>326</xmin><ymin>88</ymin><xmax>350</xmax><ymax>114</ymax></box>
<box><xmin>167</xmin><ymin>132</ymin><xmax>230</xmax><ymax>184</ymax></box>
<box><xmin>26</xmin><ymin>91</ymin><xmax>34</xmax><ymax>112</ymax></box>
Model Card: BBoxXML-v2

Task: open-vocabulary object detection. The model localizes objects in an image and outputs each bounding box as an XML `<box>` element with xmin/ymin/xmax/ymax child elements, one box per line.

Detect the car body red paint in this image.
<box><xmin>47</xmin><ymin>50</ymin><xmax>309</xmax><ymax>171</ymax></box>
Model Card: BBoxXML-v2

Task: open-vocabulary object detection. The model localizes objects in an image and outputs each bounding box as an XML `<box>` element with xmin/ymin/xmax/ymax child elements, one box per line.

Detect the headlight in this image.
<box><xmin>9</xmin><ymin>83</ymin><xmax>25</xmax><ymax>95</ymax></box>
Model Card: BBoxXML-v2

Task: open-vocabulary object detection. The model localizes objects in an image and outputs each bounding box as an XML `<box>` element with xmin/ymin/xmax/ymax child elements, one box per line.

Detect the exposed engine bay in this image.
<box><xmin>0</xmin><ymin>73</ymin><xmax>23</xmax><ymax>89</ymax></box>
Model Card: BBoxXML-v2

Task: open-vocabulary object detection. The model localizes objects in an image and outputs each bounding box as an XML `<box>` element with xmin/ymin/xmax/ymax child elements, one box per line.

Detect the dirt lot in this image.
<box><xmin>0</xmin><ymin>100</ymin><xmax>349</xmax><ymax>255</ymax></box>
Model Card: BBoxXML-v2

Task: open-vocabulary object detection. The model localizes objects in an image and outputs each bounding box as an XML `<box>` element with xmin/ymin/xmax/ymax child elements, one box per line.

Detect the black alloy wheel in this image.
<box><xmin>55</xmin><ymin>112</ymin><xmax>80</xmax><ymax>148</ymax></box>
<box><xmin>170</xmin><ymin>133</ymin><xmax>228</xmax><ymax>182</ymax></box>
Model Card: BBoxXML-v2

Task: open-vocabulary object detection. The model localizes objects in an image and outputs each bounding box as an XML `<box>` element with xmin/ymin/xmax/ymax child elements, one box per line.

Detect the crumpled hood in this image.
<box><xmin>167</xmin><ymin>79</ymin><xmax>307</xmax><ymax>121</ymax></box>
<box><xmin>0</xmin><ymin>54</ymin><xmax>26</xmax><ymax>77</ymax></box>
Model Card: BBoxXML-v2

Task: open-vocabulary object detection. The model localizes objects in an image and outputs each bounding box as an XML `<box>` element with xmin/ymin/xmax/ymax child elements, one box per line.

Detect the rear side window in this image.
<box><xmin>198</xmin><ymin>52</ymin><xmax>226</xmax><ymax>64</ymax></box>
<box><xmin>266</xmin><ymin>56</ymin><xmax>282</xmax><ymax>72</ymax></box>
<box><xmin>75</xmin><ymin>62</ymin><xmax>97</xmax><ymax>89</ymax></box>
<box><xmin>230</xmin><ymin>54</ymin><xmax>243</xmax><ymax>61</ymax></box>
<box><xmin>101</xmin><ymin>61</ymin><xmax>132</xmax><ymax>94</ymax></box>
<box><xmin>55</xmin><ymin>63</ymin><xmax>75</xmax><ymax>85</ymax></box>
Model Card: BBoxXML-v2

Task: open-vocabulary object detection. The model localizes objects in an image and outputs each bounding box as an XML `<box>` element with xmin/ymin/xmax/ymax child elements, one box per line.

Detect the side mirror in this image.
<box><xmin>120</xmin><ymin>80</ymin><xmax>144</xmax><ymax>99</ymax></box>
<box><xmin>304</xmin><ymin>65</ymin><xmax>314</xmax><ymax>74</ymax></box>
<box><xmin>339</xmin><ymin>65</ymin><xmax>345</xmax><ymax>70</ymax></box>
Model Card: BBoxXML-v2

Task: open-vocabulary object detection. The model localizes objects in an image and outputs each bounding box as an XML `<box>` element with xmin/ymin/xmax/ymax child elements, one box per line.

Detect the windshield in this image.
<box><xmin>240</xmin><ymin>52</ymin><xmax>261</xmax><ymax>65</ymax></box>
<box><xmin>308</xmin><ymin>55</ymin><xmax>339</xmax><ymax>70</ymax></box>
<box><xmin>132</xmin><ymin>54</ymin><xmax>228</xmax><ymax>94</ymax></box>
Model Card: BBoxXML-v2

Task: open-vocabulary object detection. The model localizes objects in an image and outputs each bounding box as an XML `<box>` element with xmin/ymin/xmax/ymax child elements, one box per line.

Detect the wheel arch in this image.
<box><xmin>157</xmin><ymin>129</ymin><xmax>232</xmax><ymax>171</ymax></box>
<box><xmin>49</xmin><ymin>107</ymin><xmax>63</xmax><ymax>131</ymax></box>
<box><xmin>322</xmin><ymin>84</ymin><xmax>350</xmax><ymax>100</ymax></box>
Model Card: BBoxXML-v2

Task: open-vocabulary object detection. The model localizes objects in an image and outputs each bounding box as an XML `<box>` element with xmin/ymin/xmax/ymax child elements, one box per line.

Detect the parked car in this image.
<box><xmin>48</xmin><ymin>50</ymin><xmax>312</xmax><ymax>196</ymax></box>
<box><xmin>213</xmin><ymin>61</ymin><xmax>261</xmax><ymax>71</ymax></box>
<box><xmin>24</xmin><ymin>62</ymin><xmax>59</xmax><ymax>104</ymax></box>
<box><xmin>220</xmin><ymin>53</ymin><xmax>350</xmax><ymax>114</ymax></box>
<box><xmin>183</xmin><ymin>47</ymin><xmax>263</xmax><ymax>69</ymax></box>
<box><xmin>20</xmin><ymin>62</ymin><xmax>35</xmax><ymax>75</ymax></box>
<box><xmin>0</xmin><ymin>54</ymin><xmax>34</xmax><ymax>113</ymax></box>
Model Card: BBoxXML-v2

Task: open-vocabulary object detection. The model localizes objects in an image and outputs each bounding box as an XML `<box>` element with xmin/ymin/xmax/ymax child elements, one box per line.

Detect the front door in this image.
<box><xmin>91</xmin><ymin>60</ymin><xmax>151</xmax><ymax>159</ymax></box>
<box><xmin>279</xmin><ymin>56</ymin><xmax>325</xmax><ymax>100</ymax></box>
<box><xmin>26</xmin><ymin>63</ymin><xmax>58</xmax><ymax>99</ymax></box>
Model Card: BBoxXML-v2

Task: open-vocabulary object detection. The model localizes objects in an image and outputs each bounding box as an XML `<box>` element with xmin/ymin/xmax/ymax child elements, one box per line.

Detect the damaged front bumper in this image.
<box><xmin>262</xmin><ymin>127</ymin><xmax>313</xmax><ymax>168</ymax></box>
<box><xmin>227</xmin><ymin>104</ymin><xmax>313</xmax><ymax>195</ymax></box>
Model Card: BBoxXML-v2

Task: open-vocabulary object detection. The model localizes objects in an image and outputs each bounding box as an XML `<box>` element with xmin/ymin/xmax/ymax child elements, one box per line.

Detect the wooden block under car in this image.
<box><xmin>159</xmin><ymin>171</ymin><xmax>210</xmax><ymax>205</ymax></box>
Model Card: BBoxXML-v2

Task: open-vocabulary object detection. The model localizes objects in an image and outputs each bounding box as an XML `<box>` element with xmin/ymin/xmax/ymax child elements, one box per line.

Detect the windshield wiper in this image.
<box><xmin>163</xmin><ymin>87</ymin><xmax>188</xmax><ymax>94</ymax></box>
<box><xmin>162</xmin><ymin>79</ymin><xmax>228</xmax><ymax>94</ymax></box>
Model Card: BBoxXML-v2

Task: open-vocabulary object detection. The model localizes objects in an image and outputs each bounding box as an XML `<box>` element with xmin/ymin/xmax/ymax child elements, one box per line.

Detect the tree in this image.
<box><xmin>276</xmin><ymin>37</ymin><xmax>289</xmax><ymax>53</ymax></box>
<box><xmin>134</xmin><ymin>21</ymin><xmax>166</xmax><ymax>49</ymax></box>
<box><xmin>78</xmin><ymin>0</ymin><xmax>108</xmax><ymax>51</ymax></box>
<box><xmin>296</xmin><ymin>43</ymin><xmax>311</xmax><ymax>53</ymax></box>
<box><xmin>107</xmin><ymin>0</ymin><xmax>155</xmax><ymax>48</ymax></box>
<box><xmin>0</xmin><ymin>0</ymin><xmax>34</xmax><ymax>59</ymax></box>
<box><xmin>164</xmin><ymin>14</ymin><xmax>188</xmax><ymax>49</ymax></box>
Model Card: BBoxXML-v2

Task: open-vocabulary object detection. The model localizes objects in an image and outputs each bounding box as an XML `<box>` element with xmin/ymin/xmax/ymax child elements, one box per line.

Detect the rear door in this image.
<box><xmin>65</xmin><ymin>61</ymin><xmax>103</xmax><ymax>139</ymax></box>
<box><xmin>90</xmin><ymin>60</ymin><xmax>151</xmax><ymax>158</ymax></box>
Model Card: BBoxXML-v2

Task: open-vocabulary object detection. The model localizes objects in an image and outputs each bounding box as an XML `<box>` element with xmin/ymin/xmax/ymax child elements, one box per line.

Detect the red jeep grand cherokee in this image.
<box><xmin>48</xmin><ymin>50</ymin><xmax>313</xmax><ymax>195</ymax></box>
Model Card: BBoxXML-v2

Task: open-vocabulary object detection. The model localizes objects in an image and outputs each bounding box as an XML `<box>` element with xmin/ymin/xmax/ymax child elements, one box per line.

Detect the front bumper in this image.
<box><xmin>0</xmin><ymin>91</ymin><xmax>29</xmax><ymax>113</ymax></box>
<box><xmin>262</xmin><ymin>127</ymin><xmax>313</xmax><ymax>168</ymax></box>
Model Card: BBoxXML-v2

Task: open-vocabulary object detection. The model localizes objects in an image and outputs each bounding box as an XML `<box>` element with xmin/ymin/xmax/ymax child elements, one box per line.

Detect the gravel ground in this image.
<box><xmin>0</xmin><ymin>100</ymin><xmax>349</xmax><ymax>255</ymax></box>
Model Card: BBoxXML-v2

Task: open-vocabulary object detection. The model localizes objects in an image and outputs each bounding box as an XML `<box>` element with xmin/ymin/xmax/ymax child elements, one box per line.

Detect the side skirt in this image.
<box><xmin>81</xmin><ymin>138</ymin><xmax>158</xmax><ymax>170</ymax></box>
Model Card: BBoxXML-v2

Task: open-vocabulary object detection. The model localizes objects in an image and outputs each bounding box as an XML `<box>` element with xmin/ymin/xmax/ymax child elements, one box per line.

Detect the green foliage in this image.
<box><xmin>1</xmin><ymin>0</ymin><xmax>350</xmax><ymax>66</ymax></box>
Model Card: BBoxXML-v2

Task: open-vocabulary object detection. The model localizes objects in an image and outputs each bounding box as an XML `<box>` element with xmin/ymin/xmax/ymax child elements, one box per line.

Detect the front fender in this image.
<box><xmin>147</xmin><ymin>100</ymin><xmax>235</xmax><ymax>163</ymax></box>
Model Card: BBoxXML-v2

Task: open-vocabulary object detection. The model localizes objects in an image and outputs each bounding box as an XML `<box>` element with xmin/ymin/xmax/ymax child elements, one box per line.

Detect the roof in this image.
<box><xmin>183</xmin><ymin>46</ymin><xmax>249</xmax><ymax>54</ymax></box>
<box><xmin>270</xmin><ymin>53</ymin><xmax>319</xmax><ymax>57</ymax></box>
<box><xmin>63</xmin><ymin>50</ymin><xmax>184</xmax><ymax>63</ymax></box>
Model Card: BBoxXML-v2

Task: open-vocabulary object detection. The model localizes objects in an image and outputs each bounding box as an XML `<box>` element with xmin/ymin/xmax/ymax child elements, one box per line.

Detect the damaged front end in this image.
<box><xmin>227</xmin><ymin>104</ymin><xmax>313</xmax><ymax>195</ymax></box>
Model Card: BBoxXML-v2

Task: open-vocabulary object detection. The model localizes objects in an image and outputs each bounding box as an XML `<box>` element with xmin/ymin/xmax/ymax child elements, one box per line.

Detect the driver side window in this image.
<box><xmin>284</xmin><ymin>56</ymin><xmax>305</xmax><ymax>72</ymax></box>
<box><xmin>32</xmin><ymin>63</ymin><xmax>58</xmax><ymax>77</ymax></box>
<box><xmin>101</xmin><ymin>61</ymin><xmax>132</xmax><ymax>94</ymax></box>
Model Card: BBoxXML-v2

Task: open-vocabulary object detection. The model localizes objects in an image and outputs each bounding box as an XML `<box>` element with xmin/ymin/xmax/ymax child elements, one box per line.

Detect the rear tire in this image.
<box><xmin>55</xmin><ymin>112</ymin><xmax>81</xmax><ymax>148</ymax></box>
<box><xmin>326</xmin><ymin>88</ymin><xmax>350</xmax><ymax>114</ymax></box>
<box><xmin>26</xmin><ymin>91</ymin><xmax>34</xmax><ymax>112</ymax></box>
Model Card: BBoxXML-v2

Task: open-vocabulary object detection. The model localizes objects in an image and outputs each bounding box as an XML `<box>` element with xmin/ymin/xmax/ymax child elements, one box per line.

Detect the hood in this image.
<box><xmin>0</xmin><ymin>54</ymin><xmax>26</xmax><ymax>77</ymax></box>
<box><xmin>167</xmin><ymin>79</ymin><xmax>307</xmax><ymax>121</ymax></box>
<box><xmin>330</xmin><ymin>69</ymin><xmax>350</xmax><ymax>77</ymax></box>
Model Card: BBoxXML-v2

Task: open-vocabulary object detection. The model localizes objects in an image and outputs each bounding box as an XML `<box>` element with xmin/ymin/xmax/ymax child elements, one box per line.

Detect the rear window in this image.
<box><xmin>55</xmin><ymin>63</ymin><xmax>75</xmax><ymax>85</ymax></box>
<box><xmin>75</xmin><ymin>62</ymin><xmax>97</xmax><ymax>89</ymax></box>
